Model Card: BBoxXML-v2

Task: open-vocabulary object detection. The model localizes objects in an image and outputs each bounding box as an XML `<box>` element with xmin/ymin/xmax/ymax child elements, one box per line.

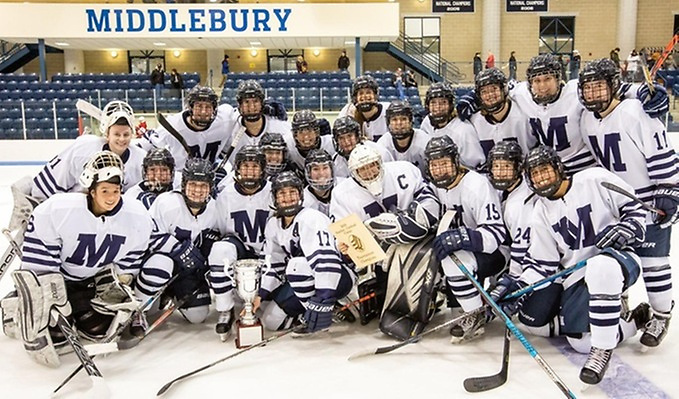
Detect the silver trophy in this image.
<box><xmin>232</xmin><ymin>259</ymin><xmax>264</xmax><ymax>348</ymax></box>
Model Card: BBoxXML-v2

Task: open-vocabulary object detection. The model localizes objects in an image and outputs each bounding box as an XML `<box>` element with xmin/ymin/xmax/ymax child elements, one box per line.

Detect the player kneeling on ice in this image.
<box><xmin>134</xmin><ymin>158</ymin><xmax>222</xmax><ymax>337</ymax></box>
<box><xmin>425</xmin><ymin>136</ymin><xmax>508</xmax><ymax>343</ymax></box>
<box><xmin>330</xmin><ymin>144</ymin><xmax>441</xmax><ymax>340</ymax></box>
<box><xmin>254</xmin><ymin>172</ymin><xmax>356</xmax><ymax>335</ymax></box>
<box><xmin>504</xmin><ymin>146</ymin><xmax>651</xmax><ymax>385</ymax></box>
<box><xmin>0</xmin><ymin>151</ymin><xmax>157</xmax><ymax>367</ymax></box>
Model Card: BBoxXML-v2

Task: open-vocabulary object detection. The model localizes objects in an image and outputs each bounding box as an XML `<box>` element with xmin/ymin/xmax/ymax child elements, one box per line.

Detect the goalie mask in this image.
<box><xmin>272</xmin><ymin>171</ymin><xmax>304</xmax><ymax>217</ymax></box>
<box><xmin>260</xmin><ymin>132</ymin><xmax>288</xmax><ymax>176</ymax></box>
<box><xmin>80</xmin><ymin>150</ymin><xmax>125</xmax><ymax>190</ymax></box>
<box><xmin>385</xmin><ymin>100</ymin><xmax>414</xmax><ymax>140</ymax></box>
<box><xmin>305</xmin><ymin>149</ymin><xmax>335</xmax><ymax>192</ymax></box>
<box><xmin>291</xmin><ymin>110</ymin><xmax>321</xmax><ymax>154</ymax></box>
<box><xmin>349</xmin><ymin>143</ymin><xmax>384</xmax><ymax>197</ymax></box>
<box><xmin>487</xmin><ymin>141</ymin><xmax>523</xmax><ymax>190</ymax></box>
<box><xmin>182</xmin><ymin>157</ymin><xmax>214</xmax><ymax>209</ymax></box>
<box><xmin>332</xmin><ymin>116</ymin><xmax>362</xmax><ymax>159</ymax></box>
<box><xmin>526</xmin><ymin>54</ymin><xmax>563</xmax><ymax>105</ymax></box>
<box><xmin>525</xmin><ymin>145</ymin><xmax>566</xmax><ymax>198</ymax></box>
<box><xmin>351</xmin><ymin>75</ymin><xmax>379</xmax><ymax>113</ymax></box>
<box><xmin>187</xmin><ymin>86</ymin><xmax>219</xmax><ymax>128</ymax></box>
<box><xmin>578</xmin><ymin>58</ymin><xmax>621</xmax><ymax>113</ymax></box>
<box><xmin>424</xmin><ymin>136</ymin><xmax>460</xmax><ymax>189</ymax></box>
<box><xmin>475</xmin><ymin>68</ymin><xmax>508</xmax><ymax>114</ymax></box>
<box><xmin>142</xmin><ymin>148</ymin><xmax>175</xmax><ymax>193</ymax></box>
<box><xmin>425</xmin><ymin>82</ymin><xmax>455</xmax><ymax>127</ymax></box>
<box><xmin>99</xmin><ymin>100</ymin><xmax>134</xmax><ymax>135</ymax></box>
<box><xmin>234</xmin><ymin>145</ymin><xmax>266</xmax><ymax>191</ymax></box>
<box><xmin>236</xmin><ymin>80</ymin><xmax>265</xmax><ymax>123</ymax></box>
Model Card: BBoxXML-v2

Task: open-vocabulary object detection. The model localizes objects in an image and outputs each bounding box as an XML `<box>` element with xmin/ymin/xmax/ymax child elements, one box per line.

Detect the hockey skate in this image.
<box><xmin>624</xmin><ymin>302</ymin><xmax>651</xmax><ymax>330</ymax></box>
<box><xmin>450</xmin><ymin>307</ymin><xmax>487</xmax><ymax>344</ymax></box>
<box><xmin>216</xmin><ymin>309</ymin><xmax>234</xmax><ymax>342</ymax></box>
<box><xmin>579</xmin><ymin>346</ymin><xmax>613</xmax><ymax>385</ymax></box>
<box><xmin>640</xmin><ymin>301</ymin><xmax>674</xmax><ymax>347</ymax></box>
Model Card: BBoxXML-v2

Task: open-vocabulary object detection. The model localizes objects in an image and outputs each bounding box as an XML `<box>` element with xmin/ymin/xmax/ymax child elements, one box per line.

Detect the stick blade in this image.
<box><xmin>89</xmin><ymin>376</ymin><xmax>111</xmax><ymax>399</ymax></box>
<box><xmin>463</xmin><ymin>373</ymin><xmax>508</xmax><ymax>392</ymax></box>
<box><xmin>157</xmin><ymin>381</ymin><xmax>175</xmax><ymax>397</ymax></box>
<box><xmin>347</xmin><ymin>349</ymin><xmax>375</xmax><ymax>361</ymax></box>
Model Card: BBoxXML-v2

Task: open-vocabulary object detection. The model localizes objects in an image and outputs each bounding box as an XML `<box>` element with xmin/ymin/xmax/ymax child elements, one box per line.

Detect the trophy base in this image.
<box><xmin>236</xmin><ymin>320</ymin><xmax>264</xmax><ymax>349</ymax></box>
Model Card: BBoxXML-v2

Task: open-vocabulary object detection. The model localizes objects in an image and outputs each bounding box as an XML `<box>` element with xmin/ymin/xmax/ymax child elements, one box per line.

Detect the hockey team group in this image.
<box><xmin>1</xmin><ymin>53</ymin><xmax>678</xmax><ymax>394</ymax></box>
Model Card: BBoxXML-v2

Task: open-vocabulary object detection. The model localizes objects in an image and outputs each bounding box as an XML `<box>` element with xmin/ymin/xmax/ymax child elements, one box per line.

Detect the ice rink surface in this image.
<box><xmin>0</xmin><ymin>165</ymin><xmax>677</xmax><ymax>399</ymax></box>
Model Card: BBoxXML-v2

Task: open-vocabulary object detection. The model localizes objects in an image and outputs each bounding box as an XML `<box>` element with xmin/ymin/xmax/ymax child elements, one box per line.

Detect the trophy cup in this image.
<box><xmin>232</xmin><ymin>259</ymin><xmax>264</xmax><ymax>348</ymax></box>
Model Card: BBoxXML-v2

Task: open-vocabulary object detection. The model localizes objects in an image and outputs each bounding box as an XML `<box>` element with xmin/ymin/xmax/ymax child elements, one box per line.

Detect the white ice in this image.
<box><xmin>0</xmin><ymin>165</ymin><xmax>677</xmax><ymax>399</ymax></box>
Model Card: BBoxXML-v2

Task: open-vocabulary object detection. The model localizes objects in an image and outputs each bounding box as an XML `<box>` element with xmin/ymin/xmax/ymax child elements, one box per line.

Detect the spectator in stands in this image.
<box><xmin>665</xmin><ymin>54</ymin><xmax>677</xmax><ymax>70</ymax></box>
<box><xmin>473</xmin><ymin>52</ymin><xmax>482</xmax><ymax>77</ymax></box>
<box><xmin>625</xmin><ymin>49</ymin><xmax>641</xmax><ymax>83</ymax></box>
<box><xmin>338</xmin><ymin>50</ymin><xmax>350</xmax><ymax>72</ymax></box>
<box><xmin>150</xmin><ymin>63</ymin><xmax>165</xmax><ymax>98</ymax></box>
<box><xmin>508</xmin><ymin>51</ymin><xmax>517</xmax><ymax>80</ymax></box>
<box><xmin>219</xmin><ymin>54</ymin><xmax>230</xmax><ymax>88</ymax></box>
<box><xmin>610</xmin><ymin>47</ymin><xmax>621</xmax><ymax>69</ymax></box>
<box><xmin>170</xmin><ymin>68</ymin><xmax>184</xmax><ymax>97</ymax></box>
<box><xmin>485</xmin><ymin>50</ymin><xmax>495</xmax><ymax>69</ymax></box>
<box><xmin>296</xmin><ymin>55</ymin><xmax>308</xmax><ymax>74</ymax></box>
<box><xmin>557</xmin><ymin>54</ymin><xmax>567</xmax><ymax>81</ymax></box>
<box><xmin>569</xmin><ymin>49</ymin><xmax>581</xmax><ymax>80</ymax></box>
<box><xmin>405</xmin><ymin>70</ymin><xmax>418</xmax><ymax>88</ymax></box>
<box><xmin>392</xmin><ymin>68</ymin><xmax>406</xmax><ymax>100</ymax></box>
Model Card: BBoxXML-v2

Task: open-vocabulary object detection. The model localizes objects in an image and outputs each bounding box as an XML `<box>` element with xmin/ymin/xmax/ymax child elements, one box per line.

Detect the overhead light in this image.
<box><xmin>250</xmin><ymin>41</ymin><xmax>261</xmax><ymax>46</ymax></box>
<box><xmin>173</xmin><ymin>50</ymin><xmax>181</xmax><ymax>58</ymax></box>
<box><xmin>313</xmin><ymin>49</ymin><xmax>321</xmax><ymax>57</ymax></box>
<box><xmin>250</xmin><ymin>49</ymin><xmax>258</xmax><ymax>57</ymax></box>
<box><xmin>153</xmin><ymin>42</ymin><xmax>166</xmax><ymax>46</ymax></box>
<box><xmin>55</xmin><ymin>42</ymin><xmax>69</xmax><ymax>46</ymax></box>
<box><xmin>110</xmin><ymin>50</ymin><xmax>118</xmax><ymax>58</ymax></box>
<box><xmin>209</xmin><ymin>0</ymin><xmax>218</xmax><ymax>2</ymax></box>
<box><xmin>344</xmin><ymin>41</ymin><xmax>354</xmax><ymax>45</ymax></box>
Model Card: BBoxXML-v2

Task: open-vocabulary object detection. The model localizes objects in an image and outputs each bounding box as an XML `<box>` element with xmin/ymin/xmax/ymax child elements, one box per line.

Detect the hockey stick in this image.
<box><xmin>503</xmin><ymin>259</ymin><xmax>587</xmax><ymax>301</ymax></box>
<box><xmin>450</xmin><ymin>253</ymin><xmax>577</xmax><ymax>399</ymax></box>
<box><xmin>600</xmin><ymin>182</ymin><xmax>665</xmax><ymax>216</ymax></box>
<box><xmin>0</xmin><ymin>228</ymin><xmax>23</xmax><ymax>282</ymax></box>
<box><xmin>75</xmin><ymin>99</ymin><xmax>103</xmax><ymax>122</ymax></box>
<box><xmin>464</xmin><ymin>326</ymin><xmax>511</xmax><ymax>392</ymax></box>
<box><xmin>156</xmin><ymin>112</ymin><xmax>193</xmax><ymax>156</ymax></box>
<box><xmin>213</xmin><ymin>123</ymin><xmax>246</xmax><ymax>173</ymax></box>
<box><xmin>650</xmin><ymin>34</ymin><xmax>679</xmax><ymax>79</ymax></box>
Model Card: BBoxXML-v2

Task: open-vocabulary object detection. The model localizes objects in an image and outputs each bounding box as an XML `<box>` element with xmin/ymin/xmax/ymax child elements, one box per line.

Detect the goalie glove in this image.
<box><xmin>364</xmin><ymin>211</ymin><xmax>429</xmax><ymax>245</ymax></box>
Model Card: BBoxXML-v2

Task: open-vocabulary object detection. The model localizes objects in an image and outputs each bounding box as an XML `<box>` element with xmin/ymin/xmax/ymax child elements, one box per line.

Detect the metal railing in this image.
<box><xmin>0</xmin><ymin>41</ymin><xmax>28</xmax><ymax>67</ymax></box>
<box><xmin>391</xmin><ymin>33</ymin><xmax>466</xmax><ymax>84</ymax></box>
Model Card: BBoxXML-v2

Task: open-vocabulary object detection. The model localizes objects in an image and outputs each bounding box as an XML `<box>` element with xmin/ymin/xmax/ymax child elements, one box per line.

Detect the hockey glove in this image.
<box><xmin>637</xmin><ymin>83</ymin><xmax>669</xmax><ymax>119</ymax></box>
<box><xmin>364</xmin><ymin>211</ymin><xmax>429</xmax><ymax>245</ymax></box>
<box><xmin>595</xmin><ymin>220</ymin><xmax>644</xmax><ymax>250</ymax></box>
<box><xmin>318</xmin><ymin>117</ymin><xmax>331</xmax><ymax>136</ymax></box>
<box><xmin>198</xmin><ymin>229</ymin><xmax>222</xmax><ymax>258</ymax></box>
<box><xmin>170</xmin><ymin>240</ymin><xmax>206</xmax><ymax>272</ymax></box>
<box><xmin>304</xmin><ymin>296</ymin><xmax>335</xmax><ymax>332</ymax></box>
<box><xmin>262</xmin><ymin>97</ymin><xmax>288</xmax><ymax>121</ymax></box>
<box><xmin>489</xmin><ymin>276</ymin><xmax>527</xmax><ymax>318</ymax></box>
<box><xmin>654</xmin><ymin>185</ymin><xmax>679</xmax><ymax>228</ymax></box>
<box><xmin>433</xmin><ymin>227</ymin><xmax>483</xmax><ymax>261</ymax></box>
<box><xmin>455</xmin><ymin>90</ymin><xmax>479</xmax><ymax>122</ymax></box>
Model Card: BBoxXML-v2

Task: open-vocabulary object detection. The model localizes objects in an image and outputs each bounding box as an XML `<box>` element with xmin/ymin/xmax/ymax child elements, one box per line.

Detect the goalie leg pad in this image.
<box><xmin>11</xmin><ymin>270</ymin><xmax>71</xmax><ymax>367</ymax></box>
<box><xmin>380</xmin><ymin>236</ymin><xmax>439</xmax><ymax>332</ymax></box>
<box><xmin>379</xmin><ymin>309</ymin><xmax>426</xmax><ymax>341</ymax></box>
<box><xmin>356</xmin><ymin>266</ymin><xmax>387</xmax><ymax>325</ymax></box>
<box><xmin>1</xmin><ymin>291</ymin><xmax>19</xmax><ymax>339</ymax></box>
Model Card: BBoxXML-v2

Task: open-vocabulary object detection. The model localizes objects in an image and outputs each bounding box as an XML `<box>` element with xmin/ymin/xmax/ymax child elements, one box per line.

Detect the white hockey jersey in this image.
<box><xmin>284</xmin><ymin>135</ymin><xmax>336</xmax><ymax>170</ymax></box>
<box><xmin>230</xmin><ymin>115</ymin><xmax>292</xmax><ymax>162</ymax></box>
<box><xmin>419</xmin><ymin>116</ymin><xmax>485</xmax><ymax>169</ymax></box>
<box><xmin>260</xmin><ymin>208</ymin><xmax>350</xmax><ymax>302</ymax></box>
<box><xmin>338</xmin><ymin>102</ymin><xmax>391</xmax><ymax>141</ymax></box>
<box><xmin>469</xmin><ymin>100</ymin><xmax>537</xmax><ymax>160</ymax></box>
<box><xmin>302</xmin><ymin>177</ymin><xmax>346</xmax><ymax>221</ymax></box>
<box><xmin>435</xmin><ymin>170</ymin><xmax>507</xmax><ymax>254</ymax></box>
<box><xmin>521</xmin><ymin>168</ymin><xmax>647</xmax><ymax>286</ymax></box>
<box><xmin>21</xmin><ymin>193</ymin><xmax>155</xmax><ymax>281</ymax></box>
<box><xmin>330</xmin><ymin>161</ymin><xmax>439</xmax><ymax>222</ymax></box>
<box><xmin>501</xmin><ymin>180</ymin><xmax>537</xmax><ymax>276</ymax></box>
<box><xmin>510</xmin><ymin>80</ymin><xmax>597</xmax><ymax>174</ymax></box>
<box><xmin>215</xmin><ymin>179</ymin><xmax>273</xmax><ymax>252</ymax></box>
<box><xmin>31</xmin><ymin>135</ymin><xmax>145</xmax><ymax>201</ymax></box>
<box><xmin>580</xmin><ymin>99</ymin><xmax>679</xmax><ymax>214</ymax></box>
<box><xmin>376</xmin><ymin>128</ymin><xmax>430</xmax><ymax>176</ymax></box>
<box><xmin>332</xmin><ymin>140</ymin><xmax>393</xmax><ymax>178</ymax></box>
<box><xmin>150</xmin><ymin>191</ymin><xmax>220</xmax><ymax>248</ymax></box>
<box><xmin>140</xmin><ymin>104</ymin><xmax>237</xmax><ymax>171</ymax></box>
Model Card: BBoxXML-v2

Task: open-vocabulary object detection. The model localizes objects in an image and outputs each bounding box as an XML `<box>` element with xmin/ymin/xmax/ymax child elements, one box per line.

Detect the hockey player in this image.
<box><xmin>123</xmin><ymin>147</ymin><xmax>176</xmax><ymax>209</ymax></box>
<box><xmin>508</xmin><ymin>146</ymin><xmax>650</xmax><ymax>384</ymax></box>
<box><xmin>284</xmin><ymin>110</ymin><xmax>335</xmax><ymax>169</ymax></box>
<box><xmin>376</xmin><ymin>100</ymin><xmax>430</xmax><ymax>175</ymax></box>
<box><xmin>259</xmin><ymin>132</ymin><xmax>298</xmax><ymax>179</ymax></box>
<box><xmin>469</xmin><ymin>68</ymin><xmax>536</xmax><ymax>158</ymax></box>
<box><xmin>256</xmin><ymin>171</ymin><xmax>356</xmax><ymax>334</ymax></box>
<box><xmin>578</xmin><ymin>58</ymin><xmax>678</xmax><ymax>347</ymax></box>
<box><xmin>338</xmin><ymin>75</ymin><xmax>391</xmax><ymax>141</ymax></box>
<box><xmin>331</xmin><ymin>115</ymin><xmax>392</xmax><ymax>178</ymax></box>
<box><xmin>425</xmin><ymin>136</ymin><xmax>508</xmax><ymax>342</ymax></box>
<box><xmin>139</xmin><ymin>86</ymin><xmax>237</xmax><ymax>172</ymax></box>
<box><xmin>418</xmin><ymin>82</ymin><xmax>485</xmax><ymax>169</ymax></box>
<box><xmin>1</xmin><ymin>151</ymin><xmax>157</xmax><ymax>367</ymax></box>
<box><xmin>303</xmin><ymin>149</ymin><xmax>342</xmax><ymax>219</ymax></box>
<box><xmin>134</xmin><ymin>157</ymin><xmax>221</xmax><ymax>336</ymax></box>
<box><xmin>209</xmin><ymin>146</ymin><xmax>274</xmax><ymax>340</ymax></box>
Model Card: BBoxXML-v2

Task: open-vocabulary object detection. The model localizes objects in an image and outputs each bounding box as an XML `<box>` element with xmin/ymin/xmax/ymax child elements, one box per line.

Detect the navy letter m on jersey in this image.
<box><xmin>232</xmin><ymin>210</ymin><xmax>269</xmax><ymax>244</ymax></box>
<box><xmin>551</xmin><ymin>204</ymin><xmax>596</xmax><ymax>249</ymax></box>
<box><xmin>64</xmin><ymin>233</ymin><xmax>127</xmax><ymax>267</ymax></box>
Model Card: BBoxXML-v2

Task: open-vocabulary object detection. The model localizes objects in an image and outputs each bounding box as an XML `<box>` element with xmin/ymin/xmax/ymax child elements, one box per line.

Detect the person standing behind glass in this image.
<box><xmin>508</xmin><ymin>51</ymin><xmax>517</xmax><ymax>81</ymax></box>
<box><xmin>473</xmin><ymin>52</ymin><xmax>482</xmax><ymax>77</ymax></box>
<box><xmin>150</xmin><ymin>63</ymin><xmax>165</xmax><ymax>98</ymax></box>
<box><xmin>569</xmin><ymin>50</ymin><xmax>581</xmax><ymax>80</ymax></box>
<box><xmin>219</xmin><ymin>54</ymin><xmax>230</xmax><ymax>88</ymax></box>
<box><xmin>170</xmin><ymin>68</ymin><xmax>184</xmax><ymax>98</ymax></box>
<box><xmin>338</xmin><ymin>50</ymin><xmax>350</xmax><ymax>72</ymax></box>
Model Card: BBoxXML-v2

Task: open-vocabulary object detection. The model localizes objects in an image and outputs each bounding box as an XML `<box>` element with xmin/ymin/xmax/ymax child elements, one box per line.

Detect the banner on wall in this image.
<box><xmin>506</xmin><ymin>0</ymin><xmax>548</xmax><ymax>12</ymax></box>
<box><xmin>432</xmin><ymin>0</ymin><xmax>474</xmax><ymax>13</ymax></box>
